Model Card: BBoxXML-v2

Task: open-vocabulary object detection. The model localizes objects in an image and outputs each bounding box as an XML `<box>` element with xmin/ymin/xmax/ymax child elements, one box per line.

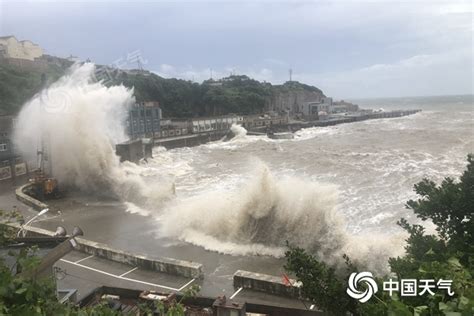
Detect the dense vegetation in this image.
<box><xmin>110</xmin><ymin>72</ymin><xmax>323</xmax><ymax>118</ymax></box>
<box><xmin>0</xmin><ymin>63</ymin><xmax>66</xmax><ymax>115</ymax></box>
<box><xmin>0</xmin><ymin>61</ymin><xmax>324</xmax><ymax>118</ymax></box>
<box><xmin>285</xmin><ymin>155</ymin><xmax>474</xmax><ymax>315</ymax></box>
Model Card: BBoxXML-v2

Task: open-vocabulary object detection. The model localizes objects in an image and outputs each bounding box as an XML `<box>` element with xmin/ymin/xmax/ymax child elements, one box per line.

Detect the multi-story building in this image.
<box><xmin>157</xmin><ymin>115</ymin><xmax>244</xmax><ymax>138</ymax></box>
<box><xmin>126</xmin><ymin>101</ymin><xmax>162</xmax><ymax>139</ymax></box>
<box><xmin>191</xmin><ymin>115</ymin><xmax>243</xmax><ymax>134</ymax></box>
<box><xmin>0</xmin><ymin>36</ymin><xmax>43</xmax><ymax>61</ymax></box>
<box><xmin>331</xmin><ymin>100</ymin><xmax>359</xmax><ymax>113</ymax></box>
<box><xmin>300</xmin><ymin>97</ymin><xmax>333</xmax><ymax>120</ymax></box>
<box><xmin>0</xmin><ymin>115</ymin><xmax>28</xmax><ymax>188</ymax></box>
<box><xmin>241</xmin><ymin>114</ymin><xmax>288</xmax><ymax>130</ymax></box>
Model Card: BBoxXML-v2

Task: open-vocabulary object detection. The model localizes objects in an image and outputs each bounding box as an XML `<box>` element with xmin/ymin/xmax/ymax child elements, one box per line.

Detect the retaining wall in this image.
<box><xmin>13</xmin><ymin>186</ymin><xmax>203</xmax><ymax>279</ymax></box>
<box><xmin>234</xmin><ymin>270</ymin><xmax>302</xmax><ymax>298</ymax></box>
<box><xmin>75</xmin><ymin>238</ymin><xmax>203</xmax><ymax>279</ymax></box>
<box><xmin>154</xmin><ymin>131</ymin><xmax>227</xmax><ymax>149</ymax></box>
<box><xmin>15</xmin><ymin>183</ymin><xmax>48</xmax><ymax>211</ymax></box>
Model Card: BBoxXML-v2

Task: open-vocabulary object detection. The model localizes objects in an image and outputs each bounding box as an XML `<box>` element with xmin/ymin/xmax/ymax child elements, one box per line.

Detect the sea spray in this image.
<box><xmin>13</xmin><ymin>63</ymin><xmax>174</xmax><ymax>204</ymax></box>
<box><xmin>158</xmin><ymin>160</ymin><xmax>405</xmax><ymax>274</ymax></box>
<box><xmin>230</xmin><ymin>123</ymin><xmax>248</xmax><ymax>138</ymax></box>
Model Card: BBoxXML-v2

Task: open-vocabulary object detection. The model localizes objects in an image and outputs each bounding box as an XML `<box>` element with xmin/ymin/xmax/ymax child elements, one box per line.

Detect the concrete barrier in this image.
<box><xmin>154</xmin><ymin>131</ymin><xmax>227</xmax><ymax>149</ymax></box>
<box><xmin>12</xmin><ymin>186</ymin><xmax>204</xmax><ymax>279</ymax></box>
<box><xmin>234</xmin><ymin>270</ymin><xmax>302</xmax><ymax>298</ymax></box>
<box><xmin>5</xmin><ymin>222</ymin><xmax>203</xmax><ymax>279</ymax></box>
<box><xmin>15</xmin><ymin>183</ymin><xmax>48</xmax><ymax>212</ymax></box>
<box><xmin>75</xmin><ymin>238</ymin><xmax>203</xmax><ymax>279</ymax></box>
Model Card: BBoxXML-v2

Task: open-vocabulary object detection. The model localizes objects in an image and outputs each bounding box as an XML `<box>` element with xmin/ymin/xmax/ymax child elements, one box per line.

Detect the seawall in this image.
<box><xmin>154</xmin><ymin>130</ymin><xmax>227</xmax><ymax>149</ymax></box>
<box><xmin>155</xmin><ymin>109</ymin><xmax>422</xmax><ymax>147</ymax></box>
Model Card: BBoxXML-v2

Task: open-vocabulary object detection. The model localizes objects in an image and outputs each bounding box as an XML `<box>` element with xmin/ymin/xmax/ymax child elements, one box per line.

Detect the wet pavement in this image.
<box><xmin>55</xmin><ymin>250</ymin><xmax>197</xmax><ymax>301</ymax></box>
<box><xmin>0</xmin><ymin>189</ymin><xmax>290</xmax><ymax>302</ymax></box>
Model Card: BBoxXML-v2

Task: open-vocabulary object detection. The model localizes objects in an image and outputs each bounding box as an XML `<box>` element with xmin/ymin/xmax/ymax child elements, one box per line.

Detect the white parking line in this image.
<box><xmin>74</xmin><ymin>255</ymin><xmax>94</xmax><ymax>264</ymax></box>
<box><xmin>119</xmin><ymin>267</ymin><xmax>138</xmax><ymax>277</ymax></box>
<box><xmin>229</xmin><ymin>287</ymin><xmax>243</xmax><ymax>300</ymax></box>
<box><xmin>59</xmin><ymin>259</ymin><xmax>180</xmax><ymax>291</ymax></box>
<box><xmin>178</xmin><ymin>278</ymin><xmax>196</xmax><ymax>291</ymax></box>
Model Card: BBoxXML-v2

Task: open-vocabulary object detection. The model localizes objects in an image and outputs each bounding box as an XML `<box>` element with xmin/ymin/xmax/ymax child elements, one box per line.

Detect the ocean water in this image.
<box><xmin>130</xmin><ymin>94</ymin><xmax>474</xmax><ymax>272</ymax></box>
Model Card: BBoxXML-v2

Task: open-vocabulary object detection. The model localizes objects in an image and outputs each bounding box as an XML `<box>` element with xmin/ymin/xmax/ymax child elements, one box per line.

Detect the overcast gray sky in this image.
<box><xmin>0</xmin><ymin>0</ymin><xmax>472</xmax><ymax>98</ymax></box>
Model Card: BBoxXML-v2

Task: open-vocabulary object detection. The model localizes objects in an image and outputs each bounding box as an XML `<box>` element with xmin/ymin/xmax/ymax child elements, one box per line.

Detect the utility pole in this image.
<box><xmin>137</xmin><ymin>59</ymin><xmax>144</xmax><ymax>73</ymax></box>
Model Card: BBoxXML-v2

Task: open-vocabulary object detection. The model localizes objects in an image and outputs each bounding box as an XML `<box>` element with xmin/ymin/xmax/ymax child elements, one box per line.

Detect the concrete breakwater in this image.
<box><xmin>154</xmin><ymin>130</ymin><xmax>228</xmax><ymax>149</ymax></box>
<box><xmin>153</xmin><ymin>109</ymin><xmax>421</xmax><ymax>148</ymax></box>
<box><xmin>272</xmin><ymin>109</ymin><xmax>422</xmax><ymax>133</ymax></box>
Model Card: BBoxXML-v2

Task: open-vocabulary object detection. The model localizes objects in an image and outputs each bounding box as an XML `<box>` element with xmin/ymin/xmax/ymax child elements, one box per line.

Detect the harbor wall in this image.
<box><xmin>155</xmin><ymin>109</ymin><xmax>421</xmax><ymax>146</ymax></box>
<box><xmin>154</xmin><ymin>131</ymin><xmax>227</xmax><ymax>149</ymax></box>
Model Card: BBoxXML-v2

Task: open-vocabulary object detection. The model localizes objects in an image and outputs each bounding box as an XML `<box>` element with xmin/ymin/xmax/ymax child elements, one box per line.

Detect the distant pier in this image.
<box><xmin>280</xmin><ymin>109</ymin><xmax>422</xmax><ymax>132</ymax></box>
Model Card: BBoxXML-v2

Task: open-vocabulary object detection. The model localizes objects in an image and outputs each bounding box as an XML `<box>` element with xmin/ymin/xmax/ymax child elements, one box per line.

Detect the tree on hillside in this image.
<box><xmin>285</xmin><ymin>155</ymin><xmax>474</xmax><ymax>316</ymax></box>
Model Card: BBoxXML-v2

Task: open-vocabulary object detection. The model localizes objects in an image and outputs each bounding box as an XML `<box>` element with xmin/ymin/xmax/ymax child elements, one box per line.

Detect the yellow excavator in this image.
<box><xmin>29</xmin><ymin>139</ymin><xmax>60</xmax><ymax>200</ymax></box>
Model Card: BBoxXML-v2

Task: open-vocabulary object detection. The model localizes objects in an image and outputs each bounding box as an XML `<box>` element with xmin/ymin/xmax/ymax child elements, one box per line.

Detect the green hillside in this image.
<box><xmin>0</xmin><ymin>63</ymin><xmax>66</xmax><ymax>115</ymax></box>
<box><xmin>0</xmin><ymin>62</ymin><xmax>324</xmax><ymax>118</ymax></box>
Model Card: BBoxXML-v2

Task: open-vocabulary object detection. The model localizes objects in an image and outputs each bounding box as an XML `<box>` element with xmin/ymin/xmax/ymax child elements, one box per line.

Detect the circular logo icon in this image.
<box><xmin>40</xmin><ymin>88</ymin><xmax>71</xmax><ymax>114</ymax></box>
<box><xmin>346</xmin><ymin>272</ymin><xmax>378</xmax><ymax>303</ymax></box>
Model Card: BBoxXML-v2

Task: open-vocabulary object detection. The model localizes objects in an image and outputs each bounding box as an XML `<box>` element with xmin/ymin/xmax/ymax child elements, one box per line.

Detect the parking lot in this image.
<box><xmin>55</xmin><ymin>250</ymin><xmax>198</xmax><ymax>301</ymax></box>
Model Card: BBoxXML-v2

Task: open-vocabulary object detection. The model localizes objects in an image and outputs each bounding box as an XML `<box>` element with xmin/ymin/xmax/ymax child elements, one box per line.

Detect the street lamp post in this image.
<box><xmin>17</xmin><ymin>208</ymin><xmax>50</xmax><ymax>237</ymax></box>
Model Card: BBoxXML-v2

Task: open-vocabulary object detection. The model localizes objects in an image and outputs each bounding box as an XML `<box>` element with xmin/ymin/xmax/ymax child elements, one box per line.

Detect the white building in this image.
<box><xmin>0</xmin><ymin>36</ymin><xmax>43</xmax><ymax>61</ymax></box>
<box><xmin>301</xmin><ymin>97</ymin><xmax>333</xmax><ymax>118</ymax></box>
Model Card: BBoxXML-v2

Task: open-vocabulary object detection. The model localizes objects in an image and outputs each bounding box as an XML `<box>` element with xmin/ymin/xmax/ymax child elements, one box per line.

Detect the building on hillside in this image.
<box><xmin>331</xmin><ymin>100</ymin><xmax>359</xmax><ymax>113</ymax></box>
<box><xmin>126</xmin><ymin>101</ymin><xmax>162</xmax><ymax>139</ymax></box>
<box><xmin>0</xmin><ymin>36</ymin><xmax>43</xmax><ymax>61</ymax></box>
<box><xmin>0</xmin><ymin>116</ymin><xmax>29</xmax><ymax>189</ymax></box>
<box><xmin>300</xmin><ymin>97</ymin><xmax>333</xmax><ymax>120</ymax></box>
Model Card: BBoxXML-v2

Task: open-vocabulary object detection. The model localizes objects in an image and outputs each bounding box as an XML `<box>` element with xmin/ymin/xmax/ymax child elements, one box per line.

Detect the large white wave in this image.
<box><xmin>158</xmin><ymin>161</ymin><xmax>405</xmax><ymax>273</ymax></box>
<box><xmin>13</xmin><ymin>63</ymin><xmax>174</xmax><ymax>204</ymax></box>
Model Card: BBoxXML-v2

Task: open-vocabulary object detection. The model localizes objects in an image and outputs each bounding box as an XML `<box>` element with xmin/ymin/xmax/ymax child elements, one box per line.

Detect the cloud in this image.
<box><xmin>154</xmin><ymin>64</ymin><xmax>277</xmax><ymax>83</ymax></box>
<box><xmin>2</xmin><ymin>0</ymin><xmax>472</xmax><ymax>97</ymax></box>
<box><xmin>296</xmin><ymin>49</ymin><xmax>473</xmax><ymax>98</ymax></box>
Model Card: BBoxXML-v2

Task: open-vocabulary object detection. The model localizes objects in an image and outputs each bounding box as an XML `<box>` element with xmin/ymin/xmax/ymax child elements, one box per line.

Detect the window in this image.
<box><xmin>0</xmin><ymin>143</ymin><xmax>7</xmax><ymax>152</ymax></box>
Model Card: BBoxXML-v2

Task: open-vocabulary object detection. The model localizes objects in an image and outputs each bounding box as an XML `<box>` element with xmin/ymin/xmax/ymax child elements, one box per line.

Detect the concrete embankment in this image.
<box><xmin>15</xmin><ymin>183</ymin><xmax>48</xmax><ymax>211</ymax></box>
<box><xmin>154</xmin><ymin>131</ymin><xmax>227</xmax><ymax>149</ymax></box>
<box><xmin>274</xmin><ymin>109</ymin><xmax>422</xmax><ymax>133</ymax></box>
<box><xmin>155</xmin><ymin>109</ymin><xmax>422</xmax><ymax>146</ymax></box>
<box><xmin>13</xmin><ymin>184</ymin><xmax>203</xmax><ymax>279</ymax></box>
<box><xmin>234</xmin><ymin>270</ymin><xmax>302</xmax><ymax>298</ymax></box>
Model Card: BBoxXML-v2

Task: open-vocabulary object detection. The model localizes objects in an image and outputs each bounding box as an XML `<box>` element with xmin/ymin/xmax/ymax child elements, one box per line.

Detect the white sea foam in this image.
<box><xmin>230</xmin><ymin>123</ymin><xmax>248</xmax><ymax>138</ymax></box>
<box><xmin>13</xmin><ymin>63</ymin><xmax>174</xmax><ymax>205</ymax></box>
<box><xmin>158</xmin><ymin>161</ymin><xmax>405</xmax><ymax>273</ymax></box>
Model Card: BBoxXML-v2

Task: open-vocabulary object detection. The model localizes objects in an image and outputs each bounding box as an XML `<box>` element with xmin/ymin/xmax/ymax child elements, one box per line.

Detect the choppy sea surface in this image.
<box><xmin>117</xmin><ymin>94</ymin><xmax>473</xmax><ymax>270</ymax></box>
